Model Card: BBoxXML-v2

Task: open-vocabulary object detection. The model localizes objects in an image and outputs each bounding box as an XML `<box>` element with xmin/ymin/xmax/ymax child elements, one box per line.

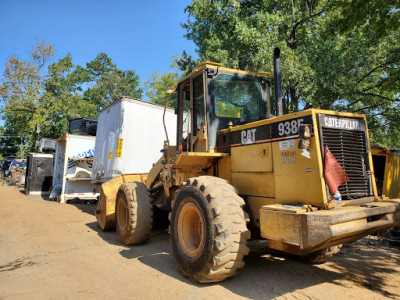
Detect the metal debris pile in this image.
<box><xmin>2</xmin><ymin>160</ymin><xmax>26</xmax><ymax>187</ymax></box>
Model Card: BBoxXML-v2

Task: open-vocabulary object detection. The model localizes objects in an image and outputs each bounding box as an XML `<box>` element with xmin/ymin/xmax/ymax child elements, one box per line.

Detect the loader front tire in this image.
<box><xmin>170</xmin><ymin>176</ymin><xmax>250</xmax><ymax>283</ymax></box>
<box><xmin>115</xmin><ymin>182</ymin><xmax>153</xmax><ymax>245</ymax></box>
<box><xmin>301</xmin><ymin>245</ymin><xmax>342</xmax><ymax>264</ymax></box>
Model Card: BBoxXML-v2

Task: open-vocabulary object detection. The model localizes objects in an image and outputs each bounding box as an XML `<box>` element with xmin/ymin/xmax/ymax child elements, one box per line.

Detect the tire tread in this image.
<box><xmin>116</xmin><ymin>182</ymin><xmax>153</xmax><ymax>246</ymax></box>
<box><xmin>170</xmin><ymin>176</ymin><xmax>250</xmax><ymax>283</ymax></box>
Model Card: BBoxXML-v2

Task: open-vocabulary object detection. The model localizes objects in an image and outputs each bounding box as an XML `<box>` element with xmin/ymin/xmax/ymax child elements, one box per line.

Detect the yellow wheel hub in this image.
<box><xmin>178</xmin><ymin>201</ymin><xmax>205</xmax><ymax>258</ymax></box>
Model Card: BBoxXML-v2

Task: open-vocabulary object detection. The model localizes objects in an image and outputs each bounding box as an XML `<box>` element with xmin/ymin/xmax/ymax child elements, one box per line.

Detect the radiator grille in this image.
<box><xmin>321</xmin><ymin>128</ymin><xmax>370</xmax><ymax>199</ymax></box>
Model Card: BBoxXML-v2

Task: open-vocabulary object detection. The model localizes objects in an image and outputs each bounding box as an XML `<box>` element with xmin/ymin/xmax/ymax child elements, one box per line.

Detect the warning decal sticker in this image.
<box><xmin>116</xmin><ymin>138</ymin><xmax>123</xmax><ymax>158</ymax></box>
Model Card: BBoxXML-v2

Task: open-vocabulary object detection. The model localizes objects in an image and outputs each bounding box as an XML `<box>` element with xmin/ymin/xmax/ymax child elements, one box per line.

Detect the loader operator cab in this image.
<box><xmin>175</xmin><ymin>62</ymin><xmax>272</xmax><ymax>153</ymax></box>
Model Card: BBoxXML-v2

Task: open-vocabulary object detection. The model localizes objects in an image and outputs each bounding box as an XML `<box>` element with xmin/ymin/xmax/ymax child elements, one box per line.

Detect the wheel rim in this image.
<box><xmin>116</xmin><ymin>196</ymin><xmax>128</xmax><ymax>231</ymax></box>
<box><xmin>178</xmin><ymin>201</ymin><xmax>205</xmax><ymax>258</ymax></box>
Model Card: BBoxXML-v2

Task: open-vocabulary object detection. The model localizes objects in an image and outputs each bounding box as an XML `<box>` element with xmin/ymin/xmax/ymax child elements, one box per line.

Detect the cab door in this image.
<box><xmin>177</xmin><ymin>71</ymin><xmax>207</xmax><ymax>152</ymax></box>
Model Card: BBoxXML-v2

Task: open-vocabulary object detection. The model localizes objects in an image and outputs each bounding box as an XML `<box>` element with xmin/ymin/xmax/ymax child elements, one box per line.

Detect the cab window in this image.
<box><xmin>193</xmin><ymin>75</ymin><xmax>204</xmax><ymax>136</ymax></box>
<box><xmin>214</xmin><ymin>74</ymin><xmax>263</xmax><ymax>122</ymax></box>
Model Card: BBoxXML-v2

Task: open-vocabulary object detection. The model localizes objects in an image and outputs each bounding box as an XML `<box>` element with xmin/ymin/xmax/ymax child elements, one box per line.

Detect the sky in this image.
<box><xmin>0</xmin><ymin>0</ymin><xmax>197</xmax><ymax>93</ymax></box>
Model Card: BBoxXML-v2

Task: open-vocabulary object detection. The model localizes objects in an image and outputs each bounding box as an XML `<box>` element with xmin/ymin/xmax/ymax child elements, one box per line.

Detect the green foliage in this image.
<box><xmin>182</xmin><ymin>0</ymin><xmax>400</xmax><ymax>146</ymax></box>
<box><xmin>0</xmin><ymin>128</ymin><xmax>4</xmax><ymax>160</ymax></box>
<box><xmin>15</xmin><ymin>141</ymin><xmax>29</xmax><ymax>159</ymax></box>
<box><xmin>171</xmin><ymin>51</ymin><xmax>199</xmax><ymax>76</ymax></box>
<box><xmin>42</xmin><ymin>53</ymin><xmax>98</xmax><ymax>138</ymax></box>
<box><xmin>0</xmin><ymin>41</ymin><xmax>143</xmax><ymax>149</ymax></box>
<box><xmin>144</xmin><ymin>51</ymin><xmax>198</xmax><ymax>109</ymax></box>
<box><xmin>0</xmin><ymin>39</ymin><xmax>54</xmax><ymax>148</ymax></box>
<box><xmin>144</xmin><ymin>71</ymin><xmax>179</xmax><ymax>108</ymax></box>
<box><xmin>75</xmin><ymin>53</ymin><xmax>143</xmax><ymax>110</ymax></box>
<box><xmin>328</xmin><ymin>0</ymin><xmax>400</xmax><ymax>40</ymax></box>
<box><xmin>0</xmin><ymin>133</ymin><xmax>28</xmax><ymax>158</ymax></box>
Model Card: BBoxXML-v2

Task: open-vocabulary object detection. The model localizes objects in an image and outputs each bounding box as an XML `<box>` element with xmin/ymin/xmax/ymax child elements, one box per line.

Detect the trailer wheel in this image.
<box><xmin>170</xmin><ymin>176</ymin><xmax>250</xmax><ymax>283</ymax></box>
<box><xmin>301</xmin><ymin>245</ymin><xmax>342</xmax><ymax>264</ymax></box>
<box><xmin>115</xmin><ymin>182</ymin><xmax>153</xmax><ymax>245</ymax></box>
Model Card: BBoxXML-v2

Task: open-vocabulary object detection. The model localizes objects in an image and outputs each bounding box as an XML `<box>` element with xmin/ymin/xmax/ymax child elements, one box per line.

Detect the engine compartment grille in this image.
<box><xmin>321</xmin><ymin>128</ymin><xmax>371</xmax><ymax>199</ymax></box>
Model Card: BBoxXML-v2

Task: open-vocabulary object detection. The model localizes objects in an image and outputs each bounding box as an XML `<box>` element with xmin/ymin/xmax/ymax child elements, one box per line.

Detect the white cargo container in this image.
<box><xmin>91</xmin><ymin>97</ymin><xmax>177</xmax><ymax>183</ymax></box>
<box><xmin>51</xmin><ymin>134</ymin><xmax>99</xmax><ymax>203</ymax></box>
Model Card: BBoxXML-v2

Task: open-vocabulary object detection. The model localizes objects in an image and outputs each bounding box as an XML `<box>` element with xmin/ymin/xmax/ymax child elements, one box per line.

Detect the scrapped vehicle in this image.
<box><xmin>0</xmin><ymin>158</ymin><xmax>14</xmax><ymax>182</ymax></box>
<box><xmin>4</xmin><ymin>159</ymin><xmax>27</xmax><ymax>186</ymax></box>
<box><xmin>1</xmin><ymin>158</ymin><xmax>14</xmax><ymax>173</ymax></box>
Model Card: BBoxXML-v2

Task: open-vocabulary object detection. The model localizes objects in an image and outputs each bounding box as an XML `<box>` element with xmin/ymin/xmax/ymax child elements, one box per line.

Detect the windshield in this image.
<box><xmin>214</xmin><ymin>74</ymin><xmax>263</xmax><ymax>122</ymax></box>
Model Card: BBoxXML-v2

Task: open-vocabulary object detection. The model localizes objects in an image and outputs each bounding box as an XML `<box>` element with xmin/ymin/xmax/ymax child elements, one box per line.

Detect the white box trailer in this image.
<box><xmin>51</xmin><ymin>134</ymin><xmax>99</xmax><ymax>203</ymax></box>
<box><xmin>91</xmin><ymin>97</ymin><xmax>177</xmax><ymax>184</ymax></box>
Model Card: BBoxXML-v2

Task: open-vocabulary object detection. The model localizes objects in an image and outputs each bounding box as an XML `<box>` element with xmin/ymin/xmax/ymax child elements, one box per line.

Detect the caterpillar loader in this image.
<box><xmin>98</xmin><ymin>48</ymin><xmax>400</xmax><ymax>283</ymax></box>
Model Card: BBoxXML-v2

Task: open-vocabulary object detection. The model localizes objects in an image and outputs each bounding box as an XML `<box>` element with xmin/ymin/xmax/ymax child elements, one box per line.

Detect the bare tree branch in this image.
<box><xmin>352</xmin><ymin>91</ymin><xmax>400</xmax><ymax>102</ymax></box>
<box><xmin>286</xmin><ymin>0</ymin><xmax>331</xmax><ymax>49</ymax></box>
<box><xmin>356</xmin><ymin>61</ymin><xmax>395</xmax><ymax>84</ymax></box>
<box><xmin>351</xmin><ymin>105</ymin><xmax>375</xmax><ymax>113</ymax></box>
<box><xmin>7</xmin><ymin>107</ymin><xmax>36</xmax><ymax>113</ymax></box>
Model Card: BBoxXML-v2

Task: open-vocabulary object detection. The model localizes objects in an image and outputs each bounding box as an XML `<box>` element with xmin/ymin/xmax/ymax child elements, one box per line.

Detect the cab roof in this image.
<box><xmin>175</xmin><ymin>61</ymin><xmax>273</xmax><ymax>86</ymax></box>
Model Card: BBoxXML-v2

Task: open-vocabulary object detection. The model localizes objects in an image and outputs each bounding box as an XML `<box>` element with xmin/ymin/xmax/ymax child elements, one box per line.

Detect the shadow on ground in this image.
<box><xmin>19</xmin><ymin>188</ymin><xmax>51</xmax><ymax>200</ymax></box>
<box><xmin>18</xmin><ymin>184</ymin><xmax>400</xmax><ymax>299</ymax></box>
<box><xmin>68</xmin><ymin>201</ymin><xmax>98</xmax><ymax>216</ymax></box>
<box><xmin>20</xmin><ymin>186</ymin><xmax>99</xmax><ymax>217</ymax></box>
<box><xmin>328</xmin><ymin>239</ymin><xmax>400</xmax><ymax>298</ymax></box>
<box><xmin>84</xmin><ymin>222</ymin><xmax>399</xmax><ymax>299</ymax></box>
<box><xmin>119</xmin><ymin>231</ymin><xmax>343</xmax><ymax>299</ymax></box>
<box><xmin>86</xmin><ymin>220</ymin><xmax>120</xmax><ymax>246</ymax></box>
<box><xmin>20</xmin><ymin>186</ymin><xmax>98</xmax><ymax>218</ymax></box>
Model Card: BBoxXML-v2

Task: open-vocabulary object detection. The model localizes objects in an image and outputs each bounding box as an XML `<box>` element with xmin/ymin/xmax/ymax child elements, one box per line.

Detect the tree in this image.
<box><xmin>144</xmin><ymin>71</ymin><xmax>179</xmax><ymax>108</ymax></box>
<box><xmin>0</xmin><ymin>41</ymin><xmax>98</xmax><ymax>147</ymax></box>
<box><xmin>42</xmin><ymin>54</ymin><xmax>97</xmax><ymax>138</ymax></box>
<box><xmin>144</xmin><ymin>51</ymin><xmax>198</xmax><ymax>109</ymax></box>
<box><xmin>183</xmin><ymin>0</ymin><xmax>335</xmax><ymax>111</ymax></box>
<box><xmin>328</xmin><ymin>0</ymin><xmax>400</xmax><ymax>40</ymax></box>
<box><xmin>1</xmin><ymin>42</ymin><xmax>143</xmax><ymax>149</ymax></box>
<box><xmin>75</xmin><ymin>53</ymin><xmax>143</xmax><ymax>110</ymax></box>
<box><xmin>0</xmin><ymin>39</ymin><xmax>55</xmax><ymax>148</ymax></box>
<box><xmin>171</xmin><ymin>51</ymin><xmax>199</xmax><ymax>76</ymax></box>
<box><xmin>182</xmin><ymin>0</ymin><xmax>400</xmax><ymax>146</ymax></box>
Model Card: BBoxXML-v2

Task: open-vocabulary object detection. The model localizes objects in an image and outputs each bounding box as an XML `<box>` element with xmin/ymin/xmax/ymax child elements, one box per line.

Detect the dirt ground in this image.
<box><xmin>0</xmin><ymin>185</ymin><xmax>399</xmax><ymax>300</ymax></box>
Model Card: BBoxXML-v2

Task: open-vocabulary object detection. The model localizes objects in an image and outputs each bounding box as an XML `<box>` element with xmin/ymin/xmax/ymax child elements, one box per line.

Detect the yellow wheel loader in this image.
<box><xmin>97</xmin><ymin>48</ymin><xmax>400</xmax><ymax>283</ymax></box>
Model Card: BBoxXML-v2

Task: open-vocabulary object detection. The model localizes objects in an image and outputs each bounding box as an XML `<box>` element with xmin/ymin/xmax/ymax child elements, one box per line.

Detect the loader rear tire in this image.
<box><xmin>170</xmin><ymin>176</ymin><xmax>250</xmax><ymax>283</ymax></box>
<box><xmin>96</xmin><ymin>191</ymin><xmax>115</xmax><ymax>231</ymax></box>
<box><xmin>115</xmin><ymin>182</ymin><xmax>153</xmax><ymax>245</ymax></box>
<box><xmin>301</xmin><ymin>245</ymin><xmax>342</xmax><ymax>264</ymax></box>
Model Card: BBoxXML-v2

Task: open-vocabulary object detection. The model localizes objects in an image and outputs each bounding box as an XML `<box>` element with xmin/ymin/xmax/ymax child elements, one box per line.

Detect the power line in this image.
<box><xmin>0</xmin><ymin>135</ymin><xmax>29</xmax><ymax>138</ymax></box>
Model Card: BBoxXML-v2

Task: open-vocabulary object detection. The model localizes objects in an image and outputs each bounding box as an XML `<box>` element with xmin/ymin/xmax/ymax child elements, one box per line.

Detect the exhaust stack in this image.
<box><xmin>273</xmin><ymin>48</ymin><xmax>283</xmax><ymax>116</ymax></box>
